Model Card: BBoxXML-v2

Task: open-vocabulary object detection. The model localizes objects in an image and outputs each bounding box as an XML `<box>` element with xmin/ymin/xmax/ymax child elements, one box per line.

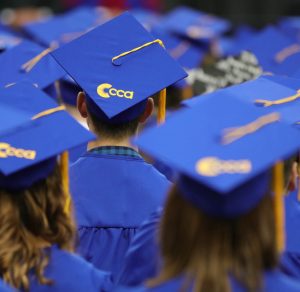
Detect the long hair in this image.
<box><xmin>149</xmin><ymin>185</ymin><xmax>278</xmax><ymax>292</ymax></box>
<box><xmin>0</xmin><ymin>163</ymin><xmax>76</xmax><ymax>291</ymax></box>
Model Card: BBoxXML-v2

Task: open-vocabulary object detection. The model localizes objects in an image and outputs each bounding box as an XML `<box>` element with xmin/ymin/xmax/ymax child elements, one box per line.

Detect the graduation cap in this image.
<box><xmin>0</xmin><ymin>82</ymin><xmax>95</xmax><ymax>192</ymax></box>
<box><xmin>0</xmin><ymin>40</ymin><xmax>65</xmax><ymax>89</ymax></box>
<box><xmin>152</xmin><ymin>27</ymin><xmax>205</xmax><ymax>70</ymax></box>
<box><xmin>52</xmin><ymin>12</ymin><xmax>187</xmax><ymax>124</ymax></box>
<box><xmin>130</xmin><ymin>8</ymin><xmax>162</xmax><ymax>31</ymax></box>
<box><xmin>159</xmin><ymin>6</ymin><xmax>231</xmax><ymax>42</ymax></box>
<box><xmin>278</xmin><ymin>17</ymin><xmax>300</xmax><ymax>42</ymax></box>
<box><xmin>184</xmin><ymin>75</ymin><xmax>300</xmax><ymax>126</ymax></box>
<box><xmin>0</xmin><ymin>30</ymin><xmax>21</xmax><ymax>52</ymax></box>
<box><xmin>134</xmin><ymin>95</ymin><xmax>300</xmax><ymax>250</ymax></box>
<box><xmin>233</xmin><ymin>26</ymin><xmax>300</xmax><ymax>74</ymax></box>
<box><xmin>23</xmin><ymin>6</ymin><xmax>112</xmax><ymax>47</ymax></box>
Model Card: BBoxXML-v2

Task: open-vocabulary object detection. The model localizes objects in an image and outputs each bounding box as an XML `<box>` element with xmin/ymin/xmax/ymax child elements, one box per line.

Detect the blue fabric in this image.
<box><xmin>51</xmin><ymin>12</ymin><xmax>187</xmax><ymax>120</ymax></box>
<box><xmin>0</xmin><ymin>82</ymin><xmax>95</xmax><ymax>176</ymax></box>
<box><xmin>70</xmin><ymin>152</ymin><xmax>170</xmax><ymax>280</ymax></box>
<box><xmin>135</xmin><ymin>94</ymin><xmax>300</xmax><ymax>195</ymax></box>
<box><xmin>0</xmin><ymin>280</ymin><xmax>13</xmax><ymax>292</ymax></box>
<box><xmin>0</xmin><ymin>40</ymin><xmax>65</xmax><ymax>89</ymax></box>
<box><xmin>285</xmin><ymin>190</ymin><xmax>300</xmax><ymax>254</ymax></box>
<box><xmin>118</xmin><ymin>207</ymin><xmax>163</xmax><ymax>286</ymax></box>
<box><xmin>115</xmin><ymin>270</ymin><xmax>300</xmax><ymax>291</ymax></box>
<box><xmin>281</xmin><ymin>252</ymin><xmax>300</xmax><ymax>279</ymax></box>
<box><xmin>28</xmin><ymin>245</ymin><xmax>112</xmax><ymax>292</ymax></box>
<box><xmin>280</xmin><ymin>190</ymin><xmax>300</xmax><ymax>279</ymax></box>
<box><xmin>160</xmin><ymin>6</ymin><xmax>231</xmax><ymax>42</ymax></box>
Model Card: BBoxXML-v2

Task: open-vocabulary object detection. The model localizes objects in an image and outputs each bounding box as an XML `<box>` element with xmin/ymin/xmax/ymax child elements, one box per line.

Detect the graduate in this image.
<box><xmin>117</xmin><ymin>95</ymin><xmax>300</xmax><ymax>291</ymax></box>
<box><xmin>0</xmin><ymin>82</ymin><xmax>112</xmax><ymax>292</ymax></box>
<box><xmin>51</xmin><ymin>12</ymin><xmax>187</xmax><ymax>278</ymax></box>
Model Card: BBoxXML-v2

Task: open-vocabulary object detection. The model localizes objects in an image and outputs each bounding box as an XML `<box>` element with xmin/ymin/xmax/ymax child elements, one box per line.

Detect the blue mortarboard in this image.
<box><xmin>0</xmin><ymin>82</ymin><xmax>95</xmax><ymax>189</ymax></box>
<box><xmin>183</xmin><ymin>76</ymin><xmax>300</xmax><ymax>126</ymax></box>
<box><xmin>278</xmin><ymin>17</ymin><xmax>300</xmax><ymax>42</ymax></box>
<box><xmin>0</xmin><ymin>30</ymin><xmax>22</xmax><ymax>51</ymax></box>
<box><xmin>130</xmin><ymin>9</ymin><xmax>161</xmax><ymax>31</ymax></box>
<box><xmin>134</xmin><ymin>95</ymin><xmax>300</xmax><ymax>217</ymax></box>
<box><xmin>52</xmin><ymin>12</ymin><xmax>187</xmax><ymax>123</ymax></box>
<box><xmin>23</xmin><ymin>6</ymin><xmax>112</xmax><ymax>47</ymax></box>
<box><xmin>0</xmin><ymin>40</ymin><xmax>65</xmax><ymax>89</ymax></box>
<box><xmin>152</xmin><ymin>27</ymin><xmax>205</xmax><ymax>70</ymax></box>
<box><xmin>159</xmin><ymin>6</ymin><xmax>231</xmax><ymax>43</ymax></box>
<box><xmin>263</xmin><ymin>74</ymin><xmax>300</xmax><ymax>91</ymax></box>
<box><xmin>232</xmin><ymin>26</ymin><xmax>299</xmax><ymax>73</ymax></box>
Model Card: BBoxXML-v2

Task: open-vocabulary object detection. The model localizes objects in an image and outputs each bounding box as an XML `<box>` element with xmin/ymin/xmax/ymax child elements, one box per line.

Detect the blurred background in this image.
<box><xmin>1</xmin><ymin>0</ymin><xmax>300</xmax><ymax>28</ymax></box>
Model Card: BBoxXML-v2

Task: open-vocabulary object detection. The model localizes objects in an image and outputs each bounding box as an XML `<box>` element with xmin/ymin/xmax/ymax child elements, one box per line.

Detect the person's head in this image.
<box><xmin>133</xmin><ymin>95</ymin><xmax>300</xmax><ymax>292</ymax></box>
<box><xmin>77</xmin><ymin>91</ymin><xmax>154</xmax><ymax>141</ymax></box>
<box><xmin>0</xmin><ymin>82</ymin><xmax>95</xmax><ymax>291</ymax></box>
<box><xmin>0</xmin><ymin>160</ymin><xmax>75</xmax><ymax>291</ymax></box>
<box><xmin>149</xmin><ymin>180</ymin><xmax>277</xmax><ymax>292</ymax></box>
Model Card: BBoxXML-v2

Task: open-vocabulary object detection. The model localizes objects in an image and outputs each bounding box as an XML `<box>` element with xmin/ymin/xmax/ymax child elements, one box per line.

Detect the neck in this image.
<box><xmin>87</xmin><ymin>137</ymin><xmax>138</xmax><ymax>151</ymax></box>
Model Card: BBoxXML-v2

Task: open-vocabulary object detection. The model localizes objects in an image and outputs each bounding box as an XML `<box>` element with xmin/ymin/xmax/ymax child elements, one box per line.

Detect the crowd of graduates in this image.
<box><xmin>1</xmin><ymin>4</ymin><xmax>300</xmax><ymax>292</ymax></box>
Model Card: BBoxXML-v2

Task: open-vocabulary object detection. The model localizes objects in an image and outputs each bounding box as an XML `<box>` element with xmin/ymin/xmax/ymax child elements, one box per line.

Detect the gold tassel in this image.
<box><xmin>157</xmin><ymin>88</ymin><xmax>166</xmax><ymax>125</ymax></box>
<box><xmin>61</xmin><ymin>151</ymin><xmax>71</xmax><ymax>214</ymax></box>
<box><xmin>273</xmin><ymin>161</ymin><xmax>285</xmax><ymax>253</ymax></box>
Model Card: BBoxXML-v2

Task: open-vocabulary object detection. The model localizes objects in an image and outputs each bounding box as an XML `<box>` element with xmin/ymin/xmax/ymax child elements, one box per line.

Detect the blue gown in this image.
<box><xmin>115</xmin><ymin>270</ymin><xmax>300</xmax><ymax>291</ymax></box>
<box><xmin>70</xmin><ymin>150</ymin><xmax>170</xmax><ymax>280</ymax></box>
<box><xmin>119</xmin><ymin>190</ymin><xmax>300</xmax><ymax>285</ymax></box>
<box><xmin>0</xmin><ymin>280</ymin><xmax>13</xmax><ymax>292</ymax></box>
<box><xmin>118</xmin><ymin>208</ymin><xmax>162</xmax><ymax>286</ymax></box>
<box><xmin>28</xmin><ymin>245</ymin><xmax>112</xmax><ymax>292</ymax></box>
<box><xmin>280</xmin><ymin>189</ymin><xmax>300</xmax><ymax>279</ymax></box>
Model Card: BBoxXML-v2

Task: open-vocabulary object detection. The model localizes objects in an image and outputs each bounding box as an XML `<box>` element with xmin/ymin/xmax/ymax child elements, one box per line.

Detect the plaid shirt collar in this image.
<box><xmin>88</xmin><ymin>146</ymin><xmax>142</xmax><ymax>159</ymax></box>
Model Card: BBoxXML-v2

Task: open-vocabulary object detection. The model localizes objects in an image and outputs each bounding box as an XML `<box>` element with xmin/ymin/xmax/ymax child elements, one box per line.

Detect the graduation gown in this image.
<box><xmin>119</xmin><ymin>191</ymin><xmax>300</xmax><ymax>285</ymax></box>
<box><xmin>0</xmin><ymin>280</ymin><xmax>13</xmax><ymax>292</ymax></box>
<box><xmin>280</xmin><ymin>189</ymin><xmax>300</xmax><ymax>278</ymax></box>
<box><xmin>29</xmin><ymin>245</ymin><xmax>112</xmax><ymax>292</ymax></box>
<box><xmin>115</xmin><ymin>271</ymin><xmax>300</xmax><ymax>292</ymax></box>
<box><xmin>70</xmin><ymin>150</ymin><xmax>170</xmax><ymax>279</ymax></box>
<box><xmin>118</xmin><ymin>207</ymin><xmax>162</xmax><ymax>286</ymax></box>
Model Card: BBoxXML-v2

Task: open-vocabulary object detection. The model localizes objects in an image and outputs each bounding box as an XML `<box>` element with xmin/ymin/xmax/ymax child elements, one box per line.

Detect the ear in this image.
<box><xmin>139</xmin><ymin>98</ymin><xmax>154</xmax><ymax>123</ymax></box>
<box><xmin>77</xmin><ymin>91</ymin><xmax>88</xmax><ymax>118</ymax></box>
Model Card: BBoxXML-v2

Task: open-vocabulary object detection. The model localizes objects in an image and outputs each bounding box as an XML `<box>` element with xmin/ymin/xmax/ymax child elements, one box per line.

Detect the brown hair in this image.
<box><xmin>88</xmin><ymin>108</ymin><xmax>140</xmax><ymax>140</ymax></box>
<box><xmin>149</xmin><ymin>185</ymin><xmax>278</xmax><ymax>292</ymax></box>
<box><xmin>0</xmin><ymin>163</ymin><xmax>75</xmax><ymax>291</ymax></box>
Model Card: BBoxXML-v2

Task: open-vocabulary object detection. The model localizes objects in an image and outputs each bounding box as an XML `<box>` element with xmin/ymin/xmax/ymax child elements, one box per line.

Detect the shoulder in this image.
<box><xmin>0</xmin><ymin>280</ymin><xmax>13</xmax><ymax>292</ymax></box>
<box><xmin>264</xmin><ymin>270</ymin><xmax>300</xmax><ymax>291</ymax></box>
<box><xmin>44</xmin><ymin>247</ymin><xmax>113</xmax><ymax>291</ymax></box>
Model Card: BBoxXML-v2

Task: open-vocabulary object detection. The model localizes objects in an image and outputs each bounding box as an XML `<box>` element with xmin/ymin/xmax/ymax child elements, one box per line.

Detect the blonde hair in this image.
<box><xmin>0</xmin><ymin>163</ymin><xmax>75</xmax><ymax>291</ymax></box>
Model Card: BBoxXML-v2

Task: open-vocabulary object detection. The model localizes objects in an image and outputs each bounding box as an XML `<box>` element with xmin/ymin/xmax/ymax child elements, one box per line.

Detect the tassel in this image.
<box><xmin>157</xmin><ymin>88</ymin><xmax>166</xmax><ymax>124</ymax></box>
<box><xmin>273</xmin><ymin>161</ymin><xmax>285</xmax><ymax>253</ymax></box>
<box><xmin>61</xmin><ymin>151</ymin><xmax>71</xmax><ymax>214</ymax></box>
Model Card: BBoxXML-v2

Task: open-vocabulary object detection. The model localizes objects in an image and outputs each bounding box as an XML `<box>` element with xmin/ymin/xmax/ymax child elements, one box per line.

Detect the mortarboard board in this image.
<box><xmin>0</xmin><ymin>82</ymin><xmax>95</xmax><ymax>190</ymax></box>
<box><xmin>263</xmin><ymin>74</ymin><xmax>300</xmax><ymax>91</ymax></box>
<box><xmin>23</xmin><ymin>6</ymin><xmax>112</xmax><ymax>48</ymax></box>
<box><xmin>130</xmin><ymin>8</ymin><xmax>161</xmax><ymax>31</ymax></box>
<box><xmin>51</xmin><ymin>12</ymin><xmax>187</xmax><ymax>124</ymax></box>
<box><xmin>278</xmin><ymin>17</ymin><xmax>300</xmax><ymax>42</ymax></box>
<box><xmin>152</xmin><ymin>27</ymin><xmax>205</xmax><ymax>70</ymax></box>
<box><xmin>133</xmin><ymin>95</ymin><xmax>300</xmax><ymax>219</ymax></box>
<box><xmin>0</xmin><ymin>30</ymin><xmax>22</xmax><ymax>52</ymax></box>
<box><xmin>183</xmin><ymin>75</ymin><xmax>300</xmax><ymax>126</ymax></box>
<box><xmin>159</xmin><ymin>6</ymin><xmax>231</xmax><ymax>43</ymax></box>
<box><xmin>232</xmin><ymin>26</ymin><xmax>300</xmax><ymax>74</ymax></box>
<box><xmin>0</xmin><ymin>40</ymin><xmax>65</xmax><ymax>89</ymax></box>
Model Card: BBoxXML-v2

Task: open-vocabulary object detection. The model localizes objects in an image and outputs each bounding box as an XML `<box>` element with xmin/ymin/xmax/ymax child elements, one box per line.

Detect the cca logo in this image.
<box><xmin>0</xmin><ymin>143</ymin><xmax>36</xmax><ymax>160</ymax></box>
<box><xmin>97</xmin><ymin>83</ymin><xmax>134</xmax><ymax>100</ymax></box>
